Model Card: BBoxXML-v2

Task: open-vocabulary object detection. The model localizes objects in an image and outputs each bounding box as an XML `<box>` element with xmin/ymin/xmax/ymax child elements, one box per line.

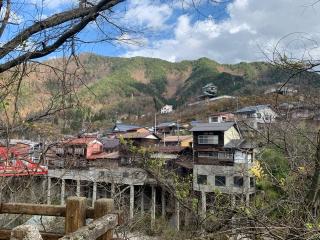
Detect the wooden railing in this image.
<box><xmin>0</xmin><ymin>197</ymin><xmax>121</xmax><ymax>240</ymax></box>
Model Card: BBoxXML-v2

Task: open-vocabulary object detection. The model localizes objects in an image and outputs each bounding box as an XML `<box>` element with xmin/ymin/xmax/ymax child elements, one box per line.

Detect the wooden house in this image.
<box><xmin>190</xmin><ymin>122</ymin><xmax>255</xmax><ymax>204</ymax></box>
<box><xmin>118</xmin><ymin>132</ymin><xmax>160</xmax><ymax>147</ymax></box>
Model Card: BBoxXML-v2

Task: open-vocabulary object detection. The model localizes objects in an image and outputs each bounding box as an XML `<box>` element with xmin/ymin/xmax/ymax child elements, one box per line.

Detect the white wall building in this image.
<box><xmin>235</xmin><ymin>105</ymin><xmax>277</xmax><ymax>129</ymax></box>
<box><xmin>160</xmin><ymin>105</ymin><xmax>173</xmax><ymax>114</ymax></box>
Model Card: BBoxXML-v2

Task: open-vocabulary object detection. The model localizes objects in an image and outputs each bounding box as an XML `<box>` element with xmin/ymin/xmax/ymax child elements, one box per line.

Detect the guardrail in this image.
<box><xmin>0</xmin><ymin>197</ymin><xmax>121</xmax><ymax>240</ymax></box>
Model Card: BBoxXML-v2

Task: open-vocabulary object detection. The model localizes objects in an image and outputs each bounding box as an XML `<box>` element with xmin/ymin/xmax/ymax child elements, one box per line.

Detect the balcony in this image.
<box><xmin>195</xmin><ymin>151</ymin><xmax>234</xmax><ymax>166</ymax></box>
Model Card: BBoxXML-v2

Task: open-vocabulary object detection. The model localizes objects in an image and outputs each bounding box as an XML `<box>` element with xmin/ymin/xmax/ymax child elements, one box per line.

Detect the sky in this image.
<box><xmin>5</xmin><ymin>0</ymin><xmax>320</xmax><ymax>64</ymax></box>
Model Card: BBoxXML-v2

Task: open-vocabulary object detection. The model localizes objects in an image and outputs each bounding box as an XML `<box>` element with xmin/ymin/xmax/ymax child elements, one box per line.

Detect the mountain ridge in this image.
<box><xmin>15</xmin><ymin>53</ymin><xmax>320</xmax><ymax>132</ymax></box>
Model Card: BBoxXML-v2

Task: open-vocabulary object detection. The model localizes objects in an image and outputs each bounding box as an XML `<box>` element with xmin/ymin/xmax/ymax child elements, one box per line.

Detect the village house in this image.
<box><xmin>156</xmin><ymin>121</ymin><xmax>182</xmax><ymax>135</ymax></box>
<box><xmin>161</xmin><ymin>135</ymin><xmax>193</xmax><ymax>147</ymax></box>
<box><xmin>264</xmin><ymin>84</ymin><xmax>298</xmax><ymax>96</ymax></box>
<box><xmin>190</xmin><ymin>122</ymin><xmax>255</xmax><ymax>213</ymax></box>
<box><xmin>48</xmin><ymin>137</ymin><xmax>105</xmax><ymax>169</ymax></box>
<box><xmin>235</xmin><ymin>105</ymin><xmax>277</xmax><ymax>129</ymax></box>
<box><xmin>118</xmin><ymin>132</ymin><xmax>161</xmax><ymax>148</ymax></box>
<box><xmin>111</xmin><ymin>123</ymin><xmax>148</xmax><ymax>133</ymax></box>
<box><xmin>208</xmin><ymin>112</ymin><xmax>235</xmax><ymax>123</ymax></box>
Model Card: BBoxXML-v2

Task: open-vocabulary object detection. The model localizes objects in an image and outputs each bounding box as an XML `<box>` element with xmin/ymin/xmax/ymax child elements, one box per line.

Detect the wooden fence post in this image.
<box><xmin>65</xmin><ymin>197</ymin><xmax>87</xmax><ymax>234</ymax></box>
<box><xmin>94</xmin><ymin>198</ymin><xmax>114</xmax><ymax>240</ymax></box>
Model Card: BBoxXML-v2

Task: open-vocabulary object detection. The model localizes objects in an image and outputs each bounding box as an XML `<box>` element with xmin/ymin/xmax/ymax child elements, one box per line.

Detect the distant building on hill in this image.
<box><xmin>209</xmin><ymin>112</ymin><xmax>235</xmax><ymax>123</ymax></box>
<box><xmin>160</xmin><ymin>105</ymin><xmax>173</xmax><ymax>114</ymax></box>
<box><xmin>235</xmin><ymin>105</ymin><xmax>277</xmax><ymax>130</ymax></box>
<box><xmin>156</xmin><ymin>122</ymin><xmax>182</xmax><ymax>135</ymax></box>
<box><xmin>199</xmin><ymin>83</ymin><xmax>218</xmax><ymax>100</ymax></box>
<box><xmin>264</xmin><ymin>84</ymin><xmax>298</xmax><ymax>96</ymax></box>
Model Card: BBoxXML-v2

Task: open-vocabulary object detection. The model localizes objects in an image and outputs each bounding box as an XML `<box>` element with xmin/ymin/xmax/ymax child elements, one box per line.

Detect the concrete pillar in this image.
<box><xmin>42</xmin><ymin>177</ymin><xmax>47</xmax><ymax>196</ymax></box>
<box><xmin>130</xmin><ymin>185</ymin><xmax>134</xmax><ymax>219</ymax></box>
<box><xmin>47</xmin><ymin>177</ymin><xmax>51</xmax><ymax>205</ymax></box>
<box><xmin>246</xmin><ymin>193</ymin><xmax>250</xmax><ymax>206</ymax></box>
<box><xmin>92</xmin><ymin>182</ymin><xmax>97</xmax><ymax>207</ymax></box>
<box><xmin>61</xmin><ymin>179</ymin><xmax>65</xmax><ymax>205</ymax></box>
<box><xmin>76</xmin><ymin>179</ymin><xmax>81</xmax><ymax>197</ymax></box>
<box><xmin>140</xmin><ymin>190</ymin><xmax>145</xmax><ymax>216</ymax></box>
<box><xmin>231</xmin><ymin>194</ymin><xmax>236</xmax><ymax>208</ymax></box>
<box><xmin>184</xmin><ymin>209</ymin><xmax>190</xmax><ymax>227</ymax></box>
<box><xmin>151</xmin><ymin>185</ymin><xmax>156</xmax><ymax>228</ymax></box>
<box><xmin>175</xmin><ymin>198</ymin><xmax>180</xmax><ymax>231</ymax></box>
<box><xmin>201</xmin><ymin>191</ymin><xmax>206</xmax><ymax>218</ymax></box>
<box><xmin>111</xmin><ymin>183</ymin><xmax>115</xmax><ymax>198</ymax></box>
<box><xmin>161</xmin><ymin>187</ymin><xmax>166</xmax><ymax>218</ymax></box>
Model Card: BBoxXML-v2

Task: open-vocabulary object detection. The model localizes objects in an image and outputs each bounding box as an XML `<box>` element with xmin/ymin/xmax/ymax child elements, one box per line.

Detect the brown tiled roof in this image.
<box><xmin>154</xmin><ymin>145</ymin><xmax>187</xmax><ymax>153</ymax></box>
<box><xmin>63</xmin><ymin>137</ymin><xmax>100</xmax><ymax>145</ymax></box>
<box><xmin>162</xmin><ymin>135</ymin><xmax>192</xmax><ymax>142</ymax></box>
<box><xmin>87</xmin><ymin>151</ymin><xmax>119</xmax><ymax>160</ymax></box>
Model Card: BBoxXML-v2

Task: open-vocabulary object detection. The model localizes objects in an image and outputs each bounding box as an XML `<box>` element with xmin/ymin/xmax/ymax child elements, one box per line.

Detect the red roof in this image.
<box><xmin>0</xmin><ymin>146</ymin><xmax>47</xmax><ymax>177</ymax></box>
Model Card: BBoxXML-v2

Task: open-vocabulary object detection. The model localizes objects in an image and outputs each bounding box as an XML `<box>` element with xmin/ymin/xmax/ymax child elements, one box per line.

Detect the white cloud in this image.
<box><xmin>124</xmin><ymin>0</ymin><xmax>320</xmax><ymax>63</ymax></box>
<box><xmin>123</xmin><ymin>0</ymin><xmax>173</xmax><ymax>30</ymax></box>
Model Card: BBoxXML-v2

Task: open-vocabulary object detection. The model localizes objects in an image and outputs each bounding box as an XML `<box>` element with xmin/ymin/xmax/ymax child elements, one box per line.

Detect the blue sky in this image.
<box><xmin>6</xmin><ymin>0</ymin><xmax>320</xmax><ymax>64</ymax></box>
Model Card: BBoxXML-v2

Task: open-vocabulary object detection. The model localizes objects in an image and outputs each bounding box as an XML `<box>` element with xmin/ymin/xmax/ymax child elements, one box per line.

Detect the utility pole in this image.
<box><xmin>154</xmin><ymin>112</ymin><xmax>157</xmax><ymax>134</ymax></box>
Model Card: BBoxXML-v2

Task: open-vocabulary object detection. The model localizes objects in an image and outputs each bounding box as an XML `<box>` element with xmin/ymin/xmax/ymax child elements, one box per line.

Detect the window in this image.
<box><xmin>218</xmin><ymin>152</ymin><xmax>233</xmax><ymax>160</ymax></box>
<box><xmin>198</xmin><ymin>152</ymin><xmax>218</xmax><ymax>158</ymax></box>
<box><xmin>197</xmin><ymin>175</ymin><xmax>207</xmax><ymax>185</ymax></box>
<box><xmin>198</xmin><ymin>135</ymin><xmax>218</xmax><ymax>144</ymax></box>
<box><xmin>210</xmin><ymin>117</ymin><xmax>219</xmax><ymax>122</ymax></box>
<box><xmin>250</xmin><ymin>177</ymin><xmax>255</xmax><ymax>188</ymax></box>
<box><xmin>215</xmin><ymin>176</ymin><xmax>226</xmax><ymax>186</ymax></box>
<box><xmin>74</xmin><ymin>148</ymin><xmax>84</xmax><ymax>155</ymax></box>
<box><xmin>256</xmin><ymin>113</ymin><xmax>262</xmax><ymax>118</ymax></box>
<box><xmin>234</xmin><ymin>176</ymin><xmax>244</xmax><ymax>187</ymax></box>
<box><xmin>56</xmin><ymin>148</ymin><xmax>64</xmax><ymax>154</ymax></box>
<box><xmin>67</xmin><ymin>147</ymin><xmax>73</xmax><ymax>154</ymax></box>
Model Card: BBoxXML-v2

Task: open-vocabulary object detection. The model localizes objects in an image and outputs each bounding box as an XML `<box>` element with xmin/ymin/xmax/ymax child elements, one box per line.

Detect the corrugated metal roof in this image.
<box><xmin>190</xmin><ymin>122</ymin><xmax>236</xmax><ymax>132</ymax></box>
<box><xmin>118</xmin><ymin>132</ymin><xmax>160</xmax><ymax>139</ymax></box>
<box><xmin>157</xmin><ymin>122</ymin><xmax>180</xmax><ymax>128</ymax></box>
<box><xmin>112</xmin><ymin>123</ymin><xmax>142</xmax><ymax>132</ymax></box>
<box><xmin>99</xmin><ymin>138</ymin><xmax>120</xmax><ymax>149</ymax></box>
<box><xmin>235</xmin><ymin>105</ymin><xmax>271</xmax><ymax>114</ymax></box>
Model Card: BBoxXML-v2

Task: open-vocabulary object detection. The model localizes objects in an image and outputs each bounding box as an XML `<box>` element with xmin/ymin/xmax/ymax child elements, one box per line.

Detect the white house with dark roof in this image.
<box><xmin>160</xmin><ymin>105</ymin><xmax>173</xmax><ymax>114</ymax></box>
<box><xmin>235</xmin><ymin>105</ymin><xmax>277</xmax><ymax>129</ymax></box>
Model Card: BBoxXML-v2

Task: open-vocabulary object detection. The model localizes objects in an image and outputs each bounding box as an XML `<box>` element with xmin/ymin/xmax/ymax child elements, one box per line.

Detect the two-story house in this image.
<box><xmin>235</xmin><ymin>105</ymin><xmax>277</xmax><ymax>130</ymax></box>
<box><xmin>190</xmin><ymin>122</ymin><xmax>255</xmax><ymax>213</ymax></box>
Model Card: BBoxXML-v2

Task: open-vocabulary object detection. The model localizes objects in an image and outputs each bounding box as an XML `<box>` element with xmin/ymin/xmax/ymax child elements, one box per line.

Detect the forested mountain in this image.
<box><xmin>17</xmin><ymin>53</ymin><xmax>320</xmax><ymax>132</ymax></box>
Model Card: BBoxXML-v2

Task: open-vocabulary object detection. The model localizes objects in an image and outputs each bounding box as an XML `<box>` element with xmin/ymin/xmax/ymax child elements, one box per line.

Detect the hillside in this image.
<box><xmin>13</xmin><ymin>53</ymin><xmax>320</xmax><ymax>133</ymax></box>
